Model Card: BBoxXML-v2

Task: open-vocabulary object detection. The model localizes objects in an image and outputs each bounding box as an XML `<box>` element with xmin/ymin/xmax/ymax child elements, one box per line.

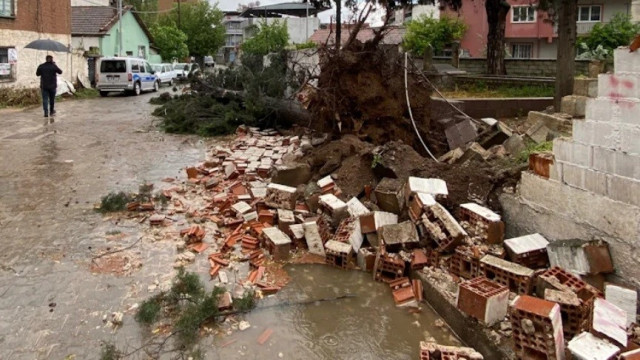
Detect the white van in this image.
<box><xmin>97</xmin><ymin>57</ymin><xmax>159</xmax><ymax>96</ymax></box>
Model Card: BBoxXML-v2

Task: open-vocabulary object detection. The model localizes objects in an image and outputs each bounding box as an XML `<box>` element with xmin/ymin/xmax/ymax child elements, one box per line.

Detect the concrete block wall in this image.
<box><xmin>551</xmin><ymin>48</ymin><xmax>640</xmax><ymax>208</ymax></box>
<box><xmin>502</xmin><ymin>48</ymin><xmax>640</xmax><ymax>288</ymax></box>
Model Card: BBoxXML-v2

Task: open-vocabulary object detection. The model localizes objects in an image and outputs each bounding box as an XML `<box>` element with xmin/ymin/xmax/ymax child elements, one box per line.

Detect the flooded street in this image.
<box><xmin>0</xmin><ymin>93</ymin><xmax>458</xmax><ymax>359</ymax></box>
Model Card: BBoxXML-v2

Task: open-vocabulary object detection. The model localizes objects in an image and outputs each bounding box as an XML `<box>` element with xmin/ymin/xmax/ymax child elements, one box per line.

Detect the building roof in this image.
<box><xmin>71</xmin><ymin>5</ymin><xmax>154</xmax><ymax>42</ymax></box>
<box><xmin>239</xmin><ymin>2</ymin><xmax>330</xmax><ymax>17</ymax></box>
<box><xmin>309</xmin><ymin>25</ymin><xmax>406</xmax><ymax>47</ymax></box>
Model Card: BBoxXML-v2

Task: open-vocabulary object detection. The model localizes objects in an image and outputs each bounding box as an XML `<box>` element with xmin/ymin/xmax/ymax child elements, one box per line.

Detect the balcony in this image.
<box><xmin>554</xmin><ymin>21</ymin><xmax>607</xmax><ymax>35</ymax></box>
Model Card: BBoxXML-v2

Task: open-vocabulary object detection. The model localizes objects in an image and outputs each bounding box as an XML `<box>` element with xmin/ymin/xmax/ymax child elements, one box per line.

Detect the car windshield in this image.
<box><xmin>100</xmin><ymin>60</ymin><xmax>126</xmax><ymax>73</ymax></box>
<box><xmin>174</xmin><ymin>63</ymin><xmax>187</xmax><ymax>70</ymax></box>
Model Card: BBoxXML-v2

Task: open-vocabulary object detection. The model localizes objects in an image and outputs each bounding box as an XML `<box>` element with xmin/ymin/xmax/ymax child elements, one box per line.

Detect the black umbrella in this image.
<box><xmin>24</xmin><ymin>39</ymin><xmax>70</xmax><ymax>53</ymax></box>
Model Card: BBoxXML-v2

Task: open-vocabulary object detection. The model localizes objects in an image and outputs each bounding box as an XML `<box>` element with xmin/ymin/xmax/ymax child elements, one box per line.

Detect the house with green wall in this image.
<box><xmin>71</xmin><ymin>4</ymin><xmax>162</xmax><ymax>84</ymax></box>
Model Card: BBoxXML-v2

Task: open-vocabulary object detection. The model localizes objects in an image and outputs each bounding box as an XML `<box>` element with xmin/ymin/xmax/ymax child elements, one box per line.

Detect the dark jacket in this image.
<box><xmin>36</xmin><ymin>62</ymin><xmax>63</xmax><ymax>89</ymax></box>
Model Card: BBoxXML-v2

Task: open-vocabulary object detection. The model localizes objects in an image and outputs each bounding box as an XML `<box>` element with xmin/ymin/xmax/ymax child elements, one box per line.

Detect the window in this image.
<box><xmin>0</xmin><ymin>47</ymin><xmax>14</xmax><ymax>81</ymax></box>
<box><xmin>511</xmin><ymin>43</ymin><xmax>533</xmax><ymax>58</ymax></box>
<box><xmin>578</xmin><ymin>5</ymin><xmax>601</xmax><ymax>22</ymax></box>
<box><xmin>0</xmin><ymin>0</ymin><xmax>15</xmax><ymax>17</ymax></box>
<box><xmin>131</xmin><ymin>62</ymin><xmax>140</xmax><ymax>73</ymax></box>
<box><xmin>100</xmin><ymin>60</ymin><xmax>127</xmax><ymax>73</ymax></box>
<box><xmin>138</xmin><ymin>45</ymin><xmax>146</xmax><ymax>59</ymax></box>
<box><xmin>512</xmin><ymin>6</ymin><xmax>536</xmax><ymax>23</ymax></box>
<box><xmin>144</xmin><ymin>62</ymin><xmax>152</xmax><ymax>73</ymax></box>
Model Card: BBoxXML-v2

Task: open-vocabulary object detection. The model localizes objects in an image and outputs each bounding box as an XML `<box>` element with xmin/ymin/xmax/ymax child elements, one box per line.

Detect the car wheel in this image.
<box><xmin>169</xmin><ymin>79</ymin><xmax>173</xmax><ymax>86</ymax></box>
<box><xmin>153</xmin><ymin>81</ymin><xmax>159</xmax><ymax>92</ymax></box>
<box><xmin>99</xmin><ymin>91</ymin><xmax>108</xmax><ymax>97</ymax></box>
<box><xmin>134</xmin><ymin>82</ymin><xmax>141</xmax><ymax>96</ymax></box>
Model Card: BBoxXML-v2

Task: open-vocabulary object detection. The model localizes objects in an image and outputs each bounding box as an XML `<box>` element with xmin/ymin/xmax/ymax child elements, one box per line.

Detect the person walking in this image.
<box><xmin>36</xmin><ymin>55</ymin><xmax>62</xmax><ymax>118</ymax></box>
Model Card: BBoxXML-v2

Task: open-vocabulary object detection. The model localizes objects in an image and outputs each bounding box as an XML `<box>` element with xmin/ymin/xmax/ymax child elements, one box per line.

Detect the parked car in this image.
<box><xmin>173</xmin><ymin>62</ymin><xmax>189</xmax><ymax>81</ymax></box>
<box><xmin>97</xmin><ymin>57</ymin><xmax>159</xmax><ymax>96</ymax></box>
<box><xmin>174</xmin><ymin>62</ymin><xmax>201</xmax><ymax>81</ymax></box>
<box><xmin>152</xmin><ymin>63</ymin><xmax>175</xmax><ymax>86</ymax></box>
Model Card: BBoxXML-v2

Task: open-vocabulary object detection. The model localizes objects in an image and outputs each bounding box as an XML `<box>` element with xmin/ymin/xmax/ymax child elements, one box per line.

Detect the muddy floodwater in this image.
<box><xmin>212</xmin><ymin>264</ymin><xmax>460</xmax><ymax>360</ymax></box>
<box><xmin>0</xmin><ymin>93</ymin><xmax>459</xmax><ymax>359</ymax></box>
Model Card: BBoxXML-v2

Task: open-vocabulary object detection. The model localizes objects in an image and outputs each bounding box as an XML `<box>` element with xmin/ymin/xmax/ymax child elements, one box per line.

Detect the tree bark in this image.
<box><xmin>335</xmin><ymin>0</ymin><xmax>342</xmax><ymax>50</ymax></box>
<box><xmin>555</xmin><ymin>0</ymin><xmax>578</xmax><ymax>110</ymax></box>
<box><xmin>485</xmin><ymin>0</ymin><xmax>510</xmax><ymax>75</ymax></box>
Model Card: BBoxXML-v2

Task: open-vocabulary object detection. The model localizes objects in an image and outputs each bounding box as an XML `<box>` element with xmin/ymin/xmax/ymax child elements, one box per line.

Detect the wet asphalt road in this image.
<box><xmin>0</xmin><ymin>91</ymin><xmax>459</xmax><ymax>360</ymax></box>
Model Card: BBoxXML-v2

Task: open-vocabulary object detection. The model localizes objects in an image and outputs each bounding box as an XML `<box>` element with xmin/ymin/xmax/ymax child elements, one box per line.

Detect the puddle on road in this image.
<box><xmin>212</xmin><ymin>264</ymin><xmax>460</xmax><ymax>360</ymax></box>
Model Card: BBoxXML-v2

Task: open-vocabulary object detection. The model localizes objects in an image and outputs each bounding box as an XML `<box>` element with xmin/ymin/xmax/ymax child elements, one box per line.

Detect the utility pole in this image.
<box><xmin>305</xmin><ymin>1</ymin><xmax>309</xmax><ymax>41</ymax></box>
<box><xmin>118</xmin><ymin>0</ymin><xmax>123</xmax><ymax>56</ymax></box>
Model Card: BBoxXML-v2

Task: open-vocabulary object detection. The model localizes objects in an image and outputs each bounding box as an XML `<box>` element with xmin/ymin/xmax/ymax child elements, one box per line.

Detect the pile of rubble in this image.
<box><xmin>128</xmin><ymin>126</ymin><xmax>637</xmax><ymax>359</ymax></box>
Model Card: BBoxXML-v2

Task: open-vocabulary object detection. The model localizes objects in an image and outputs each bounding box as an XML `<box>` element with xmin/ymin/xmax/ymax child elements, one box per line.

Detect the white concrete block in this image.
<box><xmin>583</xmin><ymin>167</ymin><xmax>609</xmax><ymax>196</ymax></box>
<box><xmin>614</xmin><ymin>48</ymin><xmax>640</xmax><ymax>75</ymax></box>
<box><xmin>607</xmin><ymin>174</ymin><xmax>640</xmax><ymax>207</ymax></box>
<box><xmin>561</xmin><ymin>162</ymin><xmax>607</xmax><ymax>195</ymax></box>
<box><xmin>586</xmin><ymin>97</ymin><xmax>614</xmax><ymax>122</ymax></box>
<box><xmin>553</xmin><ymin>138</ymin><xmax>592</xmax><ymax>167</ymax></box>
<box><xmin>598</xmin><ymin>73</ymin><xmax>640</xmax><ymax>99</ymax></box>
<box><xmin>562</xmin><ymin>162</ymin><xmax>587</xmax><ymax>191</ymax></box>
<box><xmin>617</xmin><ymin>98</ymin><xmax>640</xmax><ymax>125</ymax></box>
<box><xmin>549</xmin><ymin>162</ymin><xmax>563</xmax><ymax>182</ymax></box>
<box><xmin>620</xmin><ymin>126</ymin><xmax>640</xmax><ymax>155</ymax></box>
<box><xmin>568</xmin><ymin>332</ymin><xmax>620</xmax><ymax>360</ymax></box>
<box><xmin>605</xmin><ymin>283</ymin><xmax>638</xmax><ymax>327</ymax></box>
<box><xmin>592</xmin><ymin>146</ymin><xmax>617</xmax><ymax>175</ymax></box>
<box><xmin>572</xmin><ymin>120</ymin><xmax>619</xmax><ymax>150</ymax></box>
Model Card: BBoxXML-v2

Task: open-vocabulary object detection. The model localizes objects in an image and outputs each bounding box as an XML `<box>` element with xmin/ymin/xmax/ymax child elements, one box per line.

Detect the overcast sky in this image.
<box><xmin>209</xmin><ymin>0</ymin><xmax>385</xmax><ymax>25</ymax></box>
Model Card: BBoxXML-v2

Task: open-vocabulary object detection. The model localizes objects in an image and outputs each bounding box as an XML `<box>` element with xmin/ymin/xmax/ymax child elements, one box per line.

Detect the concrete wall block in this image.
<box><xmin>598</xmin><ymin>73</ymin><xmax>640</xmax><ymax>99</ymax></box>
<box><xmin>584</xmin><ymin>168</ymin><xmax>609</xmax><ymax>196</ymax></box>
<box><xmin>593</xmin><ymin>146</ymin><xmax>640</xmax><ymax>180</ymax></box>
<box><xmin>614</xmin><ymin>48</ymin><xmax>640</xmax><ymax>75</ymax></box>
<box><xmin>572</xmin><ymin>120</ymin><xmax>619</xmax><ymax>150</ymax></box>
<box><xmin>618</xmin><ymin>99</ymin><xmax>640</xmax><ymax>125</ymax></box>
<box><xmin>620</xmin><ymin>126</ymin><xmax>640</xmax><ymax>155</ymax></box>
<box><xmin>561</xmin><ymin>162</ymin><xmax>587</xmax><ymax>191</ymax></box>
<box><xmin>608</xmin><ymin>174</ymin><xmax>640</xmax><ymax>207</ymax></box>
<box><xmin>592</xmin><ymin>146</ymin><xmax>617</xmax><ymax>175</ymax></box>
<box><xmin>586</xmin><ymin>98</ymin><xmax>614</xmax><ymax>122</ymax></box>
<box><xmin>553</xmin><ymin>138</ymin><xmax>592</xmax><ymax>167</ymax></box>
<box><xmin>549</xmin><ymin>162</ymin><xmax>563</xmax><ymax>182</ymax></box>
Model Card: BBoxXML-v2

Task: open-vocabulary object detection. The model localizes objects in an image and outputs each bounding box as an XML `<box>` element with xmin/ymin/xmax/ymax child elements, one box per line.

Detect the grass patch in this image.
<box><xmin>233</xmin><ymin>290</ymin><xmax>257</xmax><ymax>312</ymax></box>
<box><xmin>73</xmin><ymin>88</ymin><xmax>99</xmax><ymax>99</ymax></box>
<box><xmin>135</xmin><ymin>295</ymin><xmax>163</xmax><ymax>325</ymax></box>
<box><xmin>442</xmin><ymin>81</ymin><xmax>554</xmax><ymax>98</ymax></box>
<box><xmin>97</xmin><ymin>192</ymin><xmax>133</xmax><ymax>213</ymax></box>
<box><xmin>134</xmin><ymin>269</ymin><xmax>257</xmax><ymax>350</ymax></box>
<box><xmin>0</xmin><ymin>88</ymin><xmax>40</xmax><ymax>108</ymax></box>
<box><xmin>516</xmin><ymin>140</ymin><xmax>553</xmax><ymax>163</ymax></box>
<box><xmin>100</xmin><ymin>342</ymin><xmax>121</xmax><ymax>360</ymax></box>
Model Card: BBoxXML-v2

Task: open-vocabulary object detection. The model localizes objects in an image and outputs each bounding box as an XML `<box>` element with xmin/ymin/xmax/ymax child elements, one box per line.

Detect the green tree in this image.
<box><xmin>150</xmin><ymin>24</ymin><xmax>189</xmax><ymax>61</ymax></box>
<box><xmin>403</xmin><ymin>15</ymin><xmax>467</xmax><ymax>56</ymax></box>
<box><xmin>580</xmin><ymin>13</ymin><xmax>640</xmax><ymax>53</ymax></box>
<box><xmin>157</xmin><ymin>1</ymin><xmax>225</xmax><ymax>58</ymax></box>
<box><xmin>241</xmin><ymin>20</ymin><xmax>290</xmax><ymax>56</ymax></box>
<box><xmin>124</xmin><ymin>0</ymin><xmax>158</xmax><ymax>26</ymax></box>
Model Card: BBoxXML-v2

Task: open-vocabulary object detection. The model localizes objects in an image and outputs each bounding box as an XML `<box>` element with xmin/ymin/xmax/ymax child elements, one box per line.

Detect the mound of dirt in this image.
<box><xmin>307</xmin><ymin>41</ymin><xmax>439</xmax><ymax>155</ymax></box>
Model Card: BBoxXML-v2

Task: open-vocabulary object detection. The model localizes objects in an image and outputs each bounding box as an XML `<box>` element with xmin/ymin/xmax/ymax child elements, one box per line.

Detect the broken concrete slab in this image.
<box><xmin>503</xmin><ymin>134</ymin><xmax>526</xmax><ymax>155</ymax></box>
<box><xmin>404</xmin><ymin>176</ymin><xmax>448</xmax><ymax>202</ymax></box>
<box><xmin>458</xmin><ymin>203</ymin><xmax>504</xmax><ymax>244</ymax></box>
<box><xmin>458</xmin><ymin>142</ymin><xmax>489</xmax><ymax>163</ymax></box>
<box><xmin>303</xmin><ymin>221</ymin><xmax>325</xmax><ymax>257</ymax></box>
<box><xmin>437</xmin><ymin>147</ymin><xmax>465</xmax><ymax>164</ymax></box>
<box><xmin>416</xmin><ymin>202</ymin><xmax>467</xmax><ymax>252</ymax></box>
<box><xmin>547</xmin><ymin>239</ymin><xmax>614</xmax><ymax>275</ymax></box>
<box><xmin>592</xmin><ymin>297</ymin><xmax>628</xmax><ymax>347</ymax></box>
<box><xmin>378</xmin><ymin>221</ymin><xmax>420</xmax><ymax>252</ymax></box>
<box><xmin>605</xmin><ymin>283</ymin><xmax>638</xmax><ymax>327</ymax></box>
<box><xmin>561</xmin><ymin>95</ymin><xmax>587</xmax><ymax>117</ymax></box>
<box><xmin>419</xmin><ymin>342</ymin><xmax>484</xmax><ymax>360</ymax></box>
<box><xmin>318</xmin><ymin>194</ymin><xmax>348</xmax><ymax>225</ymax></box>
<box><xmin>445</xmin><ymin>119</ymin><xmax>478</xmax><ymax>150</ymax></box>
<box><xmin>374</xmin><ymin>178</ymin><xmax>405</xmax><ymax>214</ymax></box>
<box><xmin>346</xmin><ymin>197</ymin><xmax>370</xmax><ymax>218</ymax></box>
<box><xmin>567</xmin><ymin>332</ymin><xmax>620</xmax><ymax>360</ymax></box>
<box><xmin>270</xmin><ymin>163</ymin><xmax>311</xmax><ymax>186</ymax></box>
<box><xmin>525</xmin><ymin>120</ymin><xmax>551</xmax><ymax>144</ymax></box>
<box><xmin>334</xmin><ymin>217</ymin><xmax>364</xmax><ymax>252</ymax></box>
<box><xmin>359</xmin><ymin>211</ymin><xmax>398</xmax><ymax>234</ymax></box>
